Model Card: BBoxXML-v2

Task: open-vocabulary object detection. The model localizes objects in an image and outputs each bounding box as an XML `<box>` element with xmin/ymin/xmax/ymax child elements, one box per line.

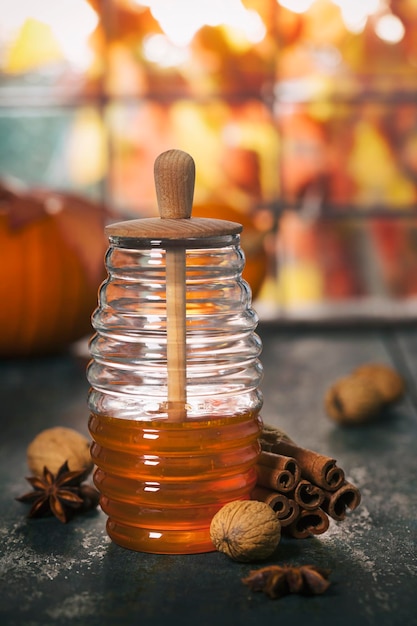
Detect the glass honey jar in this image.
<box><xmin>87</xmin><ymin>150</ymin><xmax>263</xmax><ymax>553</ymax></box>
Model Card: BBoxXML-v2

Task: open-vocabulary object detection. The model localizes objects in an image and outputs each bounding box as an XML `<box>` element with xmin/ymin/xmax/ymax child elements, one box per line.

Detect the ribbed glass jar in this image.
<box><xmin>87</xmin><ymin>233</ymin><xmax>263</xmax><ymax>554</ymax></box>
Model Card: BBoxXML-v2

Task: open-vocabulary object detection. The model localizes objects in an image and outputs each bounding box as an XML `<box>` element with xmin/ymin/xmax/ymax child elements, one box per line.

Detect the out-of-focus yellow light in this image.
<box><xmin>331</xmin><ymin>0</ymin><xmax>383</xmax><ymax>33</ymax></box>
<box><xmin>68</xmin><ymin>109</ymin><xmax>107</xmax><ymax>186</ymax></box>
<box><xmin>4</xmin><ymin>18</ymin><xmax>62</xmax><ymax>73</ymax></box>
<box><xmin>277</xmin><ymin>0</ymin><xmax>391</xmax><ymax>36</ymax></box>
<box><xmin>136</xmin><ymin>0</ymin><xmax>265</xmax><ymax>47</ymax></box>
<box><xmin>277</xmin><ymin>0</ymin><xmax>315</xmax><ymax>14</ymax></box>
<box><xmin>374</xmin><ymin>13</ymin><xmax>405</xmax><ymax>44</ymax></box>
<box><xmin>2</xmin><ymin>0</ymin><xmax>98</xmax><ymax>72</ymax></box>
<box><xmin>142</xmin><ymin>34</ymin><xmax>190</xmax><ymax>66</ymax></box>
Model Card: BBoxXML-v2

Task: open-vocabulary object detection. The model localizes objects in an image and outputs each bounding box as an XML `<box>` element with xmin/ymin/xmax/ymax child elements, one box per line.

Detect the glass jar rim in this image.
<box><xmin>107</xmin><ymin>233</ymin><xmax>241</xmax><ymax>250</ymax></box>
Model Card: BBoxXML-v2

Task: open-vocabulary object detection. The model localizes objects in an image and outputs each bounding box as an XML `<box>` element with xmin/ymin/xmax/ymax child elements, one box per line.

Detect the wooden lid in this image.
<box><xmin>105</xmin><ymin>149</ymin><xmax>242</xmax><ymax>240</ymax></box>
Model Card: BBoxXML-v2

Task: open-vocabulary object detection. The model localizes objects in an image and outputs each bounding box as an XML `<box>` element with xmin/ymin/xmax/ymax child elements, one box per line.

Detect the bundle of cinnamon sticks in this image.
<box><xmin>251</xmin><ymin>424</ymin><xmax>361</xmax><ymax>539</ymax></box>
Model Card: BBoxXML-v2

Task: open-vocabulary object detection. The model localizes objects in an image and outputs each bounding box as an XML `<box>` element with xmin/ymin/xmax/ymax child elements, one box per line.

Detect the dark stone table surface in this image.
<box><xmin>1</xmin><ymin>323</ymin><xmax>416</xmax><ymax>626</ymax></box>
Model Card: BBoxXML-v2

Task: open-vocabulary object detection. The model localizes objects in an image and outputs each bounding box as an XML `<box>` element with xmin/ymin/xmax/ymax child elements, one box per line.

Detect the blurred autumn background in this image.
<box><xmin>1</xmin><ymin>0</ymin><xmax>417</xmax><ymax>356</ymax></box>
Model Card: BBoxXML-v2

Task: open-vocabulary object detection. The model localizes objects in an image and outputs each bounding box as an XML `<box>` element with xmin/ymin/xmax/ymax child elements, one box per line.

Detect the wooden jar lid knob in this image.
<box><xmin>155</xmin><ymin>149</ymin><xmax>195</xmax><ymax>220</ymax></box>
<box><xmin>105</xmin><ymin>149</ymin><xmax>242</xmax><ymax>240</ymax></box>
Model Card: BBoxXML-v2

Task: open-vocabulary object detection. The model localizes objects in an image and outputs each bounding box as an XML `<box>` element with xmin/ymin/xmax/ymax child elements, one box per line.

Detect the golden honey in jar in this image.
<box><xmin>87</xmin><ymin>150</ymin><xmax>263</xmax><ymax>553</ymax></box>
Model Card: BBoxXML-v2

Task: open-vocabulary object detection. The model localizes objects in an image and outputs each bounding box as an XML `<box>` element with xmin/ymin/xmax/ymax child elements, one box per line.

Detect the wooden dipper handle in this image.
<box><xmin>153</xmin><ymin>149</ymin><xmax>194</xmax><ymax>421</ymax></box>
<box><xmin>154</xmin><ymin>149</ymin><xmax>195</xmax><ymax>220</ymax></box>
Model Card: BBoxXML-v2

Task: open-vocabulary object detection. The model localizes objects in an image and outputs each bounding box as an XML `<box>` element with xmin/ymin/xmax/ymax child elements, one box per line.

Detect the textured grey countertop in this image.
<box><xmin>1</xmin><ymin>324</ymin><xmax>416</xmax><ymax>626</ymax></box>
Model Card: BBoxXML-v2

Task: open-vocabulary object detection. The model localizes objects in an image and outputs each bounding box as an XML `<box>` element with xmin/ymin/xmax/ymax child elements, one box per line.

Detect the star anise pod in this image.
<box><xmin>16</xmin><ymin>461</ymin><xmax>86</xmax><ymax>523</ymax></box>
<box><xmin>242</xmin><ymin>564</ymin><xmax>331</xmax><ymax>599</ymax></box>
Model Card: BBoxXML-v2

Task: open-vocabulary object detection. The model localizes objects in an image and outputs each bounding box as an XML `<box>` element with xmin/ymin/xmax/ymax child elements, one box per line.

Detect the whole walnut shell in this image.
<box><xmin>325</xmin><ymin>376</ymin><xmax>385</xmax><ymax>425</ymax></box>
<box><xmin>352</xmin><ymin>363</ymin><xmax>405</xmax><ymax>404</ymax></box>
<box><xmin>27</xmin><ymin>427</ymin><xmax>93</xmax><ymax>478</ymax></box>
<box><xmin>210</xmin><ymin>500</ymin><xmax>281</xmax><ymax>562</ymax></box>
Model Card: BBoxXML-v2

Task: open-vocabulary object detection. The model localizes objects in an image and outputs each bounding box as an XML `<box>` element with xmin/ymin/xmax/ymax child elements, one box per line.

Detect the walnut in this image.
<box><xmin>210</xmin><ymin>500</ymin><xmax>281</xmax><ymax>562</ymax></box>
<box><xmin>352</xmin><ymin>363</ymin><xmax>405</xmax><ymax>404</ymax></box>
<box><xmin>325</xmin><ymin>362</ymin><xmax>406</xmax><ymax>426</ymax></box>
<box><xmin>27</xmin><ymin>427</ymin><xmax>93</xmax><ymax>478</ymax></box>
<box><xmin>325</xmin><ymin>376</ymin><xmax>384</xmax><ymax>425</ymax></box>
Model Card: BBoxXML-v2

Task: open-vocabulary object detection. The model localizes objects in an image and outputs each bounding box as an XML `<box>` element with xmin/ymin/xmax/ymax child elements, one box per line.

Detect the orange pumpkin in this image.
<box><xmin>0</xmin><ymin>182</ymin><xmax>107</xmax><ymax>357</ymax></box>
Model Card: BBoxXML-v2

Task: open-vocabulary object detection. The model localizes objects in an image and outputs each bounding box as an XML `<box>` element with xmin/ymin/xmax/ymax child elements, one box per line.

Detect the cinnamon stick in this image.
<box><xmin>260</xmin><ymin>424</ymin><xmax>293</xmax><ymax>447</ymax></box>
<box><xmin>260</xmin><ymin>438</ymin><xmax>345</xmax><ymax>492</ymax></box>
<box><xmin>321</xmin><ymin>481</ymin><xmax>362</xmax><ymax>521</ymax></box>
<box><xmin>256</xmin><ymin>451</ymin><xmax>301</xmax><ymax>493</ymax></box>
<box><xmin>251</xmin><ymin>487</ymin><xmax>299</xmax><ymax>526</ymax></box>
<box><xmin>285</xmin><ymin>508</ymin><xmax>330</xmax><ymax>539</ymax></box>
<box><xmin>291</xmin><ymin>479</ymin><xmax>325</xmax><ymax>510</ymax></box>
<box><xmin>276</xmin><ymin>498</ymin><xmax>299</xmax><ymax>527</ymax></box>
<box><xmin>257</xmin><ymin>424</ymin><xmax>361</xmax><ymax>538</ymax></box>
